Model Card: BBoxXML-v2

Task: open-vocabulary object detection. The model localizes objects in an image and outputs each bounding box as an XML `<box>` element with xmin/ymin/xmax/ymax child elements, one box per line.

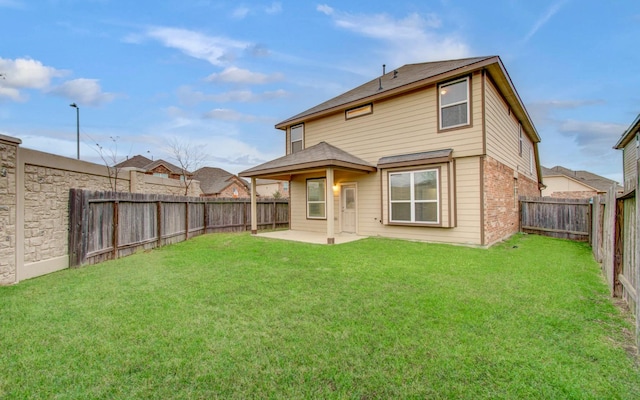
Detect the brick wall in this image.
<box><xmin>483</xmin><ymin>156</ymin><xmax>540</xmax><ymax>246</ymax></box>
<box><xmin>0</xmin><ymin>136</ymin><xmax>20</xmax><ymax>284</ymax></box>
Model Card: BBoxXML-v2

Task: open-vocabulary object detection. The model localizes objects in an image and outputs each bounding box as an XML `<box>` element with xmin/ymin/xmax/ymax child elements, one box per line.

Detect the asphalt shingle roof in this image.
<box><xmin>542</xmin><ymin>165</ymin><xmax>621</xmax><ymax>192</ymax></box>
<box><xmin>239</xmin><ymin>141</ymin><xmax>376</xmax><ymax>177</ymax></box>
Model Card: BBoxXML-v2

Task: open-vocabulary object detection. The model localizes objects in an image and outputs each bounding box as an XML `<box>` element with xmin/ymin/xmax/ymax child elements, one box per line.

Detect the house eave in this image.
<box><xmin>614</xmin><ymin>113</ymin><xmax>640</xmax><ymax>149</ymax></box>
<box><xmin>240</xmin><ymin>160</ymin><xmax>376</xmax><ymax>179</ymax></box>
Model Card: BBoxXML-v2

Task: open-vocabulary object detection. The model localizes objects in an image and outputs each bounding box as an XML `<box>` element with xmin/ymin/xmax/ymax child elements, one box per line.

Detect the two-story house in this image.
<box><xmin>240</xmin><ymin>56</ymin><xmax>542</xmax><ymax>246</ymax></box>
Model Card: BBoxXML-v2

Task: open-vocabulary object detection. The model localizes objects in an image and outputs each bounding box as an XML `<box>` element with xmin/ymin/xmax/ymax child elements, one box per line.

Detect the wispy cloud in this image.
<box><xmin>231</xmin><ymin>6</ymin><xmax>250</xmax><ymax>19</ymax></box>
<box><xmin>205</xmin><ymin>66</ymin><xmax>283</xmax><ymax>85</ymax></box>
<box><xmin>203</xmin><ymin>108</ymin><xmax>274</xmax><ymax>123</ymax></box>
<box><xmin>522</xmin><ymin>0</ymin><xmax>568</xmax><ymax>43</ymax></box>
<box><xmin>49</xmin><ymin>78</ymin><xmax>116</xmax><ymax>106</ymax></box>
<box><xmin>144</xmin><ymin>26</ymin><xmax>250</xmax><ymax>66</ymax></box>
<box><xmin>0</xmin><ymin>57</ymin><xmax>67</xmax><ymax>101</ymax></box>
<box><xmin>316</xmin><ymin>4</ymin><xmax>468</xmax><ymax>66</ymax></box>
<box><xmin>177</xmin><ymin>86</ymin><xmax>287</xmax><ymax>105</ymax></box>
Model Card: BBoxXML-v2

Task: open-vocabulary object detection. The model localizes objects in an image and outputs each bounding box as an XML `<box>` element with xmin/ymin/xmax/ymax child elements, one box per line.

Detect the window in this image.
<box><xmin>529</xmin><ymin>147</ymin><xmax>534</xmax><ymax>175</ymax></box>
<box><xmin>153</xmin><ymin>173</ymin><xmax>169</xmax><ymax>178</ymax></box>
<box><xmin>439</xmin><ymin>78</ymin><xmax>469</xmax><ymax>129</ymax></box>
<box><xmin>283</xmin><ymin>182</ymin><xmax>289</xmax><ymax>192</ymax></box>
<box><xmin>519</xmin><ymin>124</ymin><xmax>523</xmax><ymax>156</ymax></box>
<box><xmin>290</xmin><ymin>124</ymin><xmax>303</xmax><ymax>153</ymax></box>
<box><xmin>307</xmin><ymin>178</ymin><xmax>326</xmax><ymax>219</ymax></box>
<box><xmin>346</xmin><ymin>103</ymin><xmax>373</xmax><ymax>119</ymax></box>
<box><xmin>389</xmin><ymin>169</ymin><xmax>439</xmax><ymax>223</ymax></box>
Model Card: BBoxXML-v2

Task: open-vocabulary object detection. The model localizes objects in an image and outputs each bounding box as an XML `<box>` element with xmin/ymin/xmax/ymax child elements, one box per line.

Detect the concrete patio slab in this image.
<box><xmin>256</xmin><ymin>230</ymin><xmax>367</xmax><ymax>245</ymax></box>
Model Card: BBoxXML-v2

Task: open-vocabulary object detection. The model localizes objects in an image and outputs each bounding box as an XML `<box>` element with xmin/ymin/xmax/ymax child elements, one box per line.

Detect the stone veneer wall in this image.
<box><xmin>23</xmin><ymin>161</ymin><xmax>116</xmax><ymax>265</ymax></box>
<box><xmin>1</xmin><ymin>137</ymin><xmax>203</xmax><ymax>285</ymax></box>
<box><xmin>0</xmin><ymin>136</ymin><xmax>20</xmax><ymax>284</ymax></box>
<box><xmin>483</xmin><ymin>156</ymin><xmax>540</xmax><ymax>246</ymax></box>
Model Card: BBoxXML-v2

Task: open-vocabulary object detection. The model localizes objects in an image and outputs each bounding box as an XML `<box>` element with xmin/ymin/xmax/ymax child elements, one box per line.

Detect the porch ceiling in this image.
<box><xmin>239</xmin><ymin>141</ymin><xmax>377</xmax><ymax>179</ymax></box>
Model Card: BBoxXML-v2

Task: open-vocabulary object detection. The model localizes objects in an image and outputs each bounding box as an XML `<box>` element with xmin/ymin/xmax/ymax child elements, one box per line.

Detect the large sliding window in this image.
<box><xmin>389</xmin><ymin>169</ymin><xmax>439</xmax><ymax>224</ymax></box>
<box><xmin>439</xmin><ymin>77</ymin><xmax>469</xmax><ymax>130</ymax></box>
<box><xmin>307</xmin><ymin>178</ymin><xmax>326</xmax><ymax>219</ymax></box>
<box><xmin>290</xmin><ymin>124</ymin><xmax>303</xmax><ymax>153</ymax></box>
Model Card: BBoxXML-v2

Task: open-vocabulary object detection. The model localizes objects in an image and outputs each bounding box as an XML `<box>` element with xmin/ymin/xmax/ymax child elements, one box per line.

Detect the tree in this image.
<box><xmin>272</xmin><ymin>190</ymin><xmax>282</xmax><ymax>199</ymax></box>
<box><xmin>95</xmin><ymin>136</ymin><xmax>124</xmax><ymax>192</ymax></box>
<box><xmin>167</xmin><ymin>138</ymin><xmax>207</xmax><ymax>196</ymax></box>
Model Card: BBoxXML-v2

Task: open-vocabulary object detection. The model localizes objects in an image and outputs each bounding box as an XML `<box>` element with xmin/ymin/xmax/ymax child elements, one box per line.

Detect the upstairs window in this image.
<box><xmin>439</xmin><ymin>78</ymin><xmax>469</xmax><ymax>130</ymax></box>
<box><xmin>290</xmin><ymin>124</ymin><xmax>303</xmax><ymax>154</ymax></box>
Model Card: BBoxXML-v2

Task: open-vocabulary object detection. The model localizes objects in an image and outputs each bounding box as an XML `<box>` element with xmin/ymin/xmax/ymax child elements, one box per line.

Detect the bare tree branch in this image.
<box><xmin>167</xmin><ymin>138</ymin><xmax>206</xmax><ymax>196</ymax></box>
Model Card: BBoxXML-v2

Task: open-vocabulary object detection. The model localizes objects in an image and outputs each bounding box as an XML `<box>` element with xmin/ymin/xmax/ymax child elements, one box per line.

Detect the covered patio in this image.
<box><xmin>239</xmin><ymin>141</ymin><xmax>377</xmax><ymax>244</ymax></box>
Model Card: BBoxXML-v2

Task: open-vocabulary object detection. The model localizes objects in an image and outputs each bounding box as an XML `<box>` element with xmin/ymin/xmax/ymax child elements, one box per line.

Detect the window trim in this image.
<box><xmin>388</xmin><ymin>168</ymin><xmax>440</xmax><ymax>225</ymax></box>
<box><xmin>290</xmin><ymin>124</ymin><xmax>304</xmax><ymax>154</ymax></box>
<box><xmin>306</xmin><ymin>178</ymin><xmax>326</xmax><ymax>220</ymax></box>
<box><xmin>438</xmin><ymin>76</ymin><xmax>471</xmax><ymax>131</ymax></box>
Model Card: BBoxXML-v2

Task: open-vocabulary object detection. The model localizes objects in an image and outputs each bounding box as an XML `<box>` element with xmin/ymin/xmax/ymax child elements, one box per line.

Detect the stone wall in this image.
<box><xmin>483</xmin><ymin>156</ymin><xmax>540</xmax><ymax>246</ymax></box>
<box><xmin>1</xmin><ymin>136</ymin><xmax>204</xmax><ymax>285</ymax></box>
<box><xmin>0</xmin><ymin>136</ymin><xmax>20</xmax><ymax>284</ymax></box>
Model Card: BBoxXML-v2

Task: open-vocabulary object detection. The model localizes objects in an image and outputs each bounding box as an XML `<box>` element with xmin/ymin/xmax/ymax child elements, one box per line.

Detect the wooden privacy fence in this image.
<box><xmin>69</xmin><ymin>189</ymin><xmax>289</xmax><ymax>267</ymax></box>
<box><xmin>519</xmin><ymin>196</ymin><xmax>592</xmax><ymax>242</ymax></box>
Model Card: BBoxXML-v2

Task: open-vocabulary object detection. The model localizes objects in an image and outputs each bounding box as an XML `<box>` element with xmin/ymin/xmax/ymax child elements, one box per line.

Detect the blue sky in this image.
<box><xmin>1</xmin><ymin>0</ymin><xmax>638</xmax><ymax>183</ymax></box>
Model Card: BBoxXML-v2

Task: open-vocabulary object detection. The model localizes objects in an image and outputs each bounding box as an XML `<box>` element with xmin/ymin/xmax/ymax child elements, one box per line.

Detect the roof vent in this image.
<box><xmin>393</xmin><ymin>70</ymin><xmax>398</xmax><ymax>78</ymax></box>
<box><xmin>378</xmin><ymin>78</ymin><xmax>383</xmax><ymax>91</ymax></box>
<box><xmin>382</xmin><ymin>64</ymin><xmax>386</xmax><ymax>75</ymax></box>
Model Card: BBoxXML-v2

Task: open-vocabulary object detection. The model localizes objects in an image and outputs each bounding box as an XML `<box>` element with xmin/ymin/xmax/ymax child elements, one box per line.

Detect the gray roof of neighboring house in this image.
<box><xmin>114</xmin><ymin>155</ymin><xmax>187</xmax><ymax>175</ymax></box>
<box><xmin>115</xmin><ymin>155</ymin><xmax>153</xmax><ymax>169</ymax></box>
<box><xmin>144</xmin><ymin>159</ymin><xmax>186</xmax><ymax>174</ymax></box>
<box><xmin>542</xmin><ymin>166</ymin><xmax>621</xmax><ymax>192</ymax></box>
<box><xmin>193</xmin><ymin>167</ymin><xmax>249</xmax><ymax>195</ymax></box>
<box><xmin>276</xmin><ymin>56</ymin><xmax>496</xmax><ymax>128</ymax></box>
<box><xmin>239</xmin><ymin>141</ymin><xmax>376</xmax><ymax>178</ymax></box>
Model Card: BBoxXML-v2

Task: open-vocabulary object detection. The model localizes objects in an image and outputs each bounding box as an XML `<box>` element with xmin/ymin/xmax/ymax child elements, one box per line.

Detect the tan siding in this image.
<box><xmin>623</xmin><ymin>141</ymin><xmax>637</xmax><ymax>191</ymax></box>
<box><xmin>485</xmin><ymin>77</ymin><xmax>538</xmax><ymax>183</ymax></box>
<box><xmin>302</xmin><ymin>72</ymin><xmax>484</xmax><ymax>163</ymax></box>
<box><xmin>541</xmin><ymin>176</ymin><xmax>597</xmax><ymax>196</ymax></box>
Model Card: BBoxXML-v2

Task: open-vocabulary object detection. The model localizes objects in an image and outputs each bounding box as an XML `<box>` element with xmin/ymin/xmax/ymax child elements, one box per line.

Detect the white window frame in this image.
<box><xmin>389</xmin><ymin>169</ymin><xmax>440</xmax><ymax>224</ymax></box>
<box><xmin>439</xmin><ymin>77</ymin><xmax>470</xmax><ymax>130</ymax></box>
<box><xmin>290</xmin><ymin>124</ymin><xmax>304</xmax><ymax>154</ymax></box>
<box><xmin>306</xmin><ymin>178</ymin><xmax>326</xmax><ymax>219</ymax></box>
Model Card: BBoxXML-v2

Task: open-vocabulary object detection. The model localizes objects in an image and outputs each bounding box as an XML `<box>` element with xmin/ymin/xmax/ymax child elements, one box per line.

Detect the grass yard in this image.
<box><xmin>1</xmin><ymin>233</ymin><xmax>639</xmax><ymax>399</ymax></box>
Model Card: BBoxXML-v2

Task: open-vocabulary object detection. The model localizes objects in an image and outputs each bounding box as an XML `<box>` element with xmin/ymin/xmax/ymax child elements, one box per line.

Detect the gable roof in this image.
<box><xmin>542</xmin><ymin>165</ymin><xmax>621</xmax><ymax>192</ymax></box>
<box><xmin>614</xmin><ymin>113</ymin><xmax>640</xmax><ymax>149</ymax></box>
<box><xmin>144</xmin><ymin>159</ymin><xmax>186</xmax><ymax>175</ymax></box>
<box><xmin>239</xmin><ymin>141</ymin><xmax>376</xmax><ymax>178</ymax></box>
<box><xmin>114</xmin><ymin>155</ymin><xmax>188</xmax><ymax>175</ymax></box>
<box><xmin>193</xmin><ymin>167</ymin><xmax>249</xmax><ymax>194</ymax></box>
<box><xmin>115</xmin><ymin>154</ymin><xmax>153</xmax><ymax>169</ymax></box>
<box><xmin>274</xmin><ymin>55</ymin><xmax>540</xmax><ymax>144</ymax></box>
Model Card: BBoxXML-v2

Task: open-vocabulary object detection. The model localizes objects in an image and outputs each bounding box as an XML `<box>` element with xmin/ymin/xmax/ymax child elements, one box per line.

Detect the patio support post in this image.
<box><xmin>250</xmin><ymin>177</ymin><xmax>257</xmax><ymax>234</ymax></box>
<box><xmin>326</xmin><ymin>167</ymin><xmax>335</xmax><ymax>244</ymax></box>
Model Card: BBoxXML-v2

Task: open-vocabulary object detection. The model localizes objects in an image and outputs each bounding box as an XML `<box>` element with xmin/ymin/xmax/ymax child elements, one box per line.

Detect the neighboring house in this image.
<box><xmin>192</xmin><ymin>167</ymin><xmax>251</xmax><ymax>198</ymax></box>
<box><xmin>614</xmin><ymin>113</ymin><xmax>640</xmax><ymax>194</ymax></box>
<box><xmin>240</xmin><ymin>56</ymin><xmax>542</xmax><ymax>246</ymax></box>
<box><xmin>541</xmin><ymin>166</ymin><xmax>622</xmax><ymax>199</ymax></box>
<box><xmin>256</xmin><ymin>179</ymin><xmax>290</xmax><ymax>198</ymax></box>
<box><xmin>115</xmin><ymin>155</ymin><xmax>192</xmax><ymax>181</ymax></box>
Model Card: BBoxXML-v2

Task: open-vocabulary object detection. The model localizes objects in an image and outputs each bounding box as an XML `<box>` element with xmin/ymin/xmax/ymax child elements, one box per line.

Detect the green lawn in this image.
<box><xmin>1</xmin><ymin>233</ymin><xmax>638</xmax><ymax>399</ymax></box>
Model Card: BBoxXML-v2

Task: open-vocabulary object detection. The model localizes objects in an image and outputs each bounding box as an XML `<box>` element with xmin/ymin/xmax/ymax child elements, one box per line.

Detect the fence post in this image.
<box><xmin>185</xmin><ymin>200</ymin><xmax>189</xmax><ymax>240</ymax></box>
<box><xmin>156</xmin><ymin>201</ymin><xmax>162</xmax><ymax>247</ymax></box>
<box><xmin>112</xmin><ymin>200</ymin><xmax>119</xmax><ymax>260</ymax></box>
<box><xmin>272</xmin><ymin>200</ymin><xmax>276</xmax><ymax>230</ymax></box>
